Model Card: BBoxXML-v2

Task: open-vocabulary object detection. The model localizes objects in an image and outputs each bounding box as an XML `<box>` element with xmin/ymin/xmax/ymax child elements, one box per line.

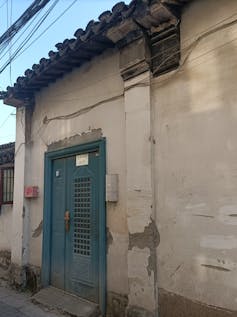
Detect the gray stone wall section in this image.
<box><xmin>158</xmin><ymin>289</ymin><xmax>237</xmax><ymax>317</ymax></box>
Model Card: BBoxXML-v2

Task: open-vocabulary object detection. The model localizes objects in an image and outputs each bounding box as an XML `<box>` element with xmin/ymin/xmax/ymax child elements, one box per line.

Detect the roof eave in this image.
<box><xmin>3</xmin><ymin>0</ymin><xmax>190</xmax><ymax>107</ymax></box>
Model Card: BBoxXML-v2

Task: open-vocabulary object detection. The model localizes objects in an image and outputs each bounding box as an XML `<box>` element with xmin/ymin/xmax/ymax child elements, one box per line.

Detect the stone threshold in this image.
<box><xmin>32</xmin><ymin>286</ymin><xmax>100</xmax><ymax>317</ymax></box>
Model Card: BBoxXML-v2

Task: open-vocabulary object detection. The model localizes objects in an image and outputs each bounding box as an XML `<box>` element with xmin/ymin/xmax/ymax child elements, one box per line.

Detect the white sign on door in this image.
<box><xmin>76</xmin><ymin>153</ymin><xmax>89</xmax><ymax>166</ymax></box>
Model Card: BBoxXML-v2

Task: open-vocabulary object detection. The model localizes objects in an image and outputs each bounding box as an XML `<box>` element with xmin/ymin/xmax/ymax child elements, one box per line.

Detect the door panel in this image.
<box><xmin>66</xmin><ymin>152</ymin><xmax>99</xmax><ymax>301</ymax></box>
<box><xmin>51</xmin><ymin>158</ymin><xmax>66</xmax><ymax>289</ymax></box>
<box><xmin>50</xmin><ymin>151</ymin><xmax>100</xmax><ymax>302</ymax></box>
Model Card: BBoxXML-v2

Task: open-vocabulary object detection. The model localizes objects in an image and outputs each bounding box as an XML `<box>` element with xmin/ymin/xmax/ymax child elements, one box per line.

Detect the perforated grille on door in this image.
<box><xmin>74</xmin><ymin>177</ymin><xmax>91</xmax><ymax>256</ymax></box>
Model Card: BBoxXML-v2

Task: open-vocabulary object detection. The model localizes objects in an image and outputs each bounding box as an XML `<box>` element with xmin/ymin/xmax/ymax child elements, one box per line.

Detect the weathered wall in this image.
<box><xmin>20</xmin><ymin>49</ymin><xmax>129</xmax><ymax>297</ymax></box>
<box><xmin>152</xmin><ymin>0</ymin><xmax>237</xmax><ymax>315</ymax></box>
<box><xmin>0</xmin><ymin>205</ymin><xmax>12</xmax><ymax>251</ymax></box>
<box><xmin>14</xmin><ymin>1</ymin><xmax>237</xmax><ymax>314</ymax></box>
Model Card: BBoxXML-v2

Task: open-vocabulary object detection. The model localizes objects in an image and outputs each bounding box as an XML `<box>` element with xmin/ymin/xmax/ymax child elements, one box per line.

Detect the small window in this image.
<box><xmin>0</xmin><ymin>167</ymin><xmax>14</xmax><ymax>205</ymax></box>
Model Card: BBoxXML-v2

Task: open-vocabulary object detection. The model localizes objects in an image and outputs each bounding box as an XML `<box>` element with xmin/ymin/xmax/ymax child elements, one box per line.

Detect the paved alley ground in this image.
<box><xmin>0</xmin><ymin>280</ymin><xmax>64</xmax><ymax>317</ymax></box>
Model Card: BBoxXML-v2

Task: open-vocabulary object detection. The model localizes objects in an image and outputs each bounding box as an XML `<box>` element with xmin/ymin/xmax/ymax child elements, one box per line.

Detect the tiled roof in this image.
<box><xmin>0</xmin><ymin>142</ymin><xmax>15</xmax><ymax>165</ymax></box>
<box><xmin>3</xmin><ymin>0</ymin><xmax>190</xmax><ymax>107</ymax></box>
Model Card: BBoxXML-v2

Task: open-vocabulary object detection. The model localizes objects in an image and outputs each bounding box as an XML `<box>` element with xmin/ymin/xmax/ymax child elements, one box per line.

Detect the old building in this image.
<box><xmin>1</xmin><ymin>0</ymin><xmax>237</xmax><ymax>316</ymax></box>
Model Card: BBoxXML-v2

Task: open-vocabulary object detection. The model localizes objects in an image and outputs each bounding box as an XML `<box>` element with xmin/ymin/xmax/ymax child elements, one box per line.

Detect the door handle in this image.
<box><xmin>64</xmin><ymin>211</ymin><xmax>70</xmax><ymax>232</ymax></box>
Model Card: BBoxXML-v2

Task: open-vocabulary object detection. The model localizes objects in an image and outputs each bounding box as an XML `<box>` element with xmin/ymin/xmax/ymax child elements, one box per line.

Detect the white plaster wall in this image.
<box><xmin>12</xmin><ymin>108</ymin><xmax>26</xmax><ymax>265</ymax></box>
<box><xmin>0</xmin><ymin>205</ymin><xmax>12</xmax><ymax>251</ymax></box>
<box><xmin>153</xmin><ymin>0</ymin><xmax>237</xmax><ymax>310</ymax></box>
<box><xmin>24</xmin><ymin>50</ymin><xmax>128</xmax><ymax>295</ymax></box>
<box><xmin>124</xmin><ymin>73</ymin><xmax>155</xmax><ymax>312</ymax></box>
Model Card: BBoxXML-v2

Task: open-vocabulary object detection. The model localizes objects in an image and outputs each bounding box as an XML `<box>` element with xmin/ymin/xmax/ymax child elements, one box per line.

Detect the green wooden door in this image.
<box><xmin>50</xmin><ymin>150</ymin><xmax>100</xmax><ymax>302</ymax></box>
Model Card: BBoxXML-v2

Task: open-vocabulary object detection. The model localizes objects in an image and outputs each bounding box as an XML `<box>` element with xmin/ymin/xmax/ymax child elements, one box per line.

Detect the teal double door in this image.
<box><xmin>50</xmin><ymin>150</ymin><xmax>101</xmax><ymax>302</ymax></box>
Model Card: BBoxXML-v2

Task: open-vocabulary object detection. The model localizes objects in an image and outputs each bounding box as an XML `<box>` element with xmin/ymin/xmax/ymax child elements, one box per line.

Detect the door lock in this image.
<box><xmin>64</xmin><ymin>211</ymin><xmax>70</xmax><ymax>232</ymax></box>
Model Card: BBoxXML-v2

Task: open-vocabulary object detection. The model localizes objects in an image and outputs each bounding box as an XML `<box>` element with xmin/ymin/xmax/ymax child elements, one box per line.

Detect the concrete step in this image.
<box><xmin>32</xmin><ymin>286</ymin><xmax>100</xmax><ymax>317</ymax></box>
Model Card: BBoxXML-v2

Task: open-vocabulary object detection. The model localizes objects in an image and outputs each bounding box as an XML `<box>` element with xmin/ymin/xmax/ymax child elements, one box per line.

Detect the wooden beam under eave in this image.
<box><xmin>4</xmin><ymin>95</ymin><xmax>26</xmax><ymax>107</ymax></box>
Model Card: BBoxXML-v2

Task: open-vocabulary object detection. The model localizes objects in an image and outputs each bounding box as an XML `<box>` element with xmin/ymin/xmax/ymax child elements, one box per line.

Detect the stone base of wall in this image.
<box><xmin>24</xmin><ymin>265</ymin><xmax>41</xmax><ymax>293</ymax></box>
<box><xmin>8</xmin><ymin>263</ymin><xmax>41</xmax><ymax>292</ymax></box>
<box><xmin>0</xmin><ymin>250</ymin><xmax>11</xmax><ymax>270</ymax></box>
<box><xmin>107</xmin><ymin>292</ymin><xmax>128</xmax><ymax>317</ymax></box>
<box><xmin>126</xmin><ymin>306</ymin><xmax>155</xmax><ymax>317</ymax></box>
<box><xmin>106</xmin><ymin>292</ymin><xmax>155</xmax><ymax>317</ymax></box>
<box><xmin>158</xmin><ymin>288</ymin><xmax>236</xmax><ymax>317</ymax></box>
<box><xmin>8</xmin><ymin>263</ymin><xmax>24</xmax><ymax>288</ymax></box>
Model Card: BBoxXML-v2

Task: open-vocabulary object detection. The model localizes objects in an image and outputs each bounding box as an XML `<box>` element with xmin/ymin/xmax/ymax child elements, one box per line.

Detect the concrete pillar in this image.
<box><xmin>119</xmin><ymin>35</ymin><xmax>158</xmax><ymax>316</ymax></box>
<box><xmin>10</xmin><ymin>106</ymin><xmax>30</xmax><ymax>285</ymax></box>
<box><xmin>124</xmin><ymin>71</ymin><xmax>158</xmax><ymax>317</ymax></box>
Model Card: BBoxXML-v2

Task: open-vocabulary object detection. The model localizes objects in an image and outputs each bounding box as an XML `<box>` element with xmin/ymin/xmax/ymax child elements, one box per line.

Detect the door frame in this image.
<box><xmin>42</xmin><ymin>139</ymin><xmax>106</xmax><ymax>314</ymax></box>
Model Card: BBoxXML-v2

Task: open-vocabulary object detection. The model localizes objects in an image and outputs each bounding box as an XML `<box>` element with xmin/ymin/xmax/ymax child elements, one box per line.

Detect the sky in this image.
<box><xmin>0</xmin><ymin>0</ymin><xmax>130</xmax><ymax>145</ymax></box>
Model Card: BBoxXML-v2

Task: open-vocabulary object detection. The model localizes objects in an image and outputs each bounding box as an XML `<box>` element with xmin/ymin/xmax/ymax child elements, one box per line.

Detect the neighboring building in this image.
<box><xmin>1</xmin><ymin>0</ymin><xmax>237</xmax><ymax>316</ymax></box>
<box><xmin>0</xmin><ymin>142</ymin><xmax>14</xmax><ymax>270</ymax></box>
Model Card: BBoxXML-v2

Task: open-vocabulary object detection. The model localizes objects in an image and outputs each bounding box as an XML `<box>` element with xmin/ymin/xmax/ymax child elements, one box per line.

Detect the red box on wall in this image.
<box><xmin>24</xmin><ymin>186</ymin><xmax>39</xmax><ymax>198</ymax></box>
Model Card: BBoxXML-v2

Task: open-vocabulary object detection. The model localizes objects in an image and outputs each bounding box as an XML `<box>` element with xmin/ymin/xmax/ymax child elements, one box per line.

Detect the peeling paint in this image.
<box><xmin>32</xmin><ymin>221</ymin><xmax>43</xmax><ymax>238</ymax></box>
<box><xmin>129</xmin><ymin>218</ymin><xmax>160</xmax><ymax>278</ymax></box>
<box><xmin>128</xmin><ymin>218</ymin><xmax>160</xmax><ymax>251</ymax></box>
<box><xmin>147</xmin><ymin>254</ymin><xmax>155</xmax><ymax>277</ymax></box>
<box><xmin>22</xmin><ymin>206</ymin><xmax>25</xmax><ymax>218</ymax></box>
<box><xmin>47</xmin><ymin>129</ymin><xmax>102</xmax><ymax>152</ymax></box>
<box><xmin>107</xmin><ymin>228</ymin><xmax>113</xmax><ymax>253</ymax></box>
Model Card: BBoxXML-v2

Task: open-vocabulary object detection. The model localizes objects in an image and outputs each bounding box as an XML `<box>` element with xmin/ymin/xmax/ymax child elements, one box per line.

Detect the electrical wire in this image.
<box><xmin>7</xmin><ymin>8</ymin><xmax>237</xmax><ymax>126</ymax></box>
<box><xmin>11</xmin><ymin>9</ymin><xmax>237</xmax><ymax>155</ymax></box>
<box><xmin>0</xmin><ymin>9</ymin><xmax>43</xmax><ymax>59</ymax></box>
<box><xmin>43</xmin><ymin>93</ymin><xmax>124</xmax><ymax>124</ymax></box>
<box><xmin>8</xmin><ymin>7</ymin><xmax>237</xmax><ymax>158</ymax></box>
<box><xmin>0</xmin><ymin>0</ymin><xmax>6</xmax><ymax>10</ymax></box>
<box><xmin>0</xmin><ymin>5</ymin><xmax>50</xmax><ymax>60</ymax></box>
<box><xmin>8</xmin><ymin>0</ymin><xmax>13</xmax><ymax>85</ymax></box>
<box><xmin>4</xmin><ymin>0</ymin><xmax>60</xmax><ymax>65</ymax></box>
<box><xmin>0</xmin><ymin>3</ymin><xmax>45</xmax><ymax>57</ymax></box>
<box><xmin>40</xmin><ymin>15</ymin><xmax>237</xmax><ymax>126</ymax></box>
<box><xmin>181</xmin><ymin>11</ymin><xmax>237</xmax><ymax>46</ymax></box>
<box><xmin>6</xmin><ymin>0</ymin><xmax>8</xmax><ymax>33</ymax></box>
<box><xmin>41</xmin><ymin>31</ymin><xmax>237</xmax><ymax>104</ymax></box>
<box><xmin>0</xmin><ymin>0</ymin><xmax>77</xmax><ymax>70</ymax></box>
<box><xmin>15</xmin><ymin>0</ymin><xmax>78</xmax><ymax>61</ymax></box>
<box><xmin>27</xmin><ymin>10</ymin><xmax>237</xmax><ymax>103</ymax></box>
<box><xmin>0</xmin><ymin>0</ymin><xmax>60</xmax><ymax>70</ymax></box>
<box><xmin>0</xmin><ymin>0</ymin><xmax>52</xmax><ymax>49</ymax></box>
<box><xmin>0</xmin><ymin>0</ymin><xmax>77</xmax><ymax>75</ymax></box>
<box><xmin>0</xmin><ymin>111</ymin><xmax>14</xmax><ymax>129</ymax></box>
<box><xmin>0</xmin><ymin>134</ymin><xmax>15</xmax><ymax>139</ymax></box>
<box><xmin>153</xmin><ymin>17</ymin><xmax>237</xmax><ymax>76</ymax></box>
<box><xmin>0</xmin><ymin>0</ymin><xmax>60</xmax><ymax>74</ymax></box>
